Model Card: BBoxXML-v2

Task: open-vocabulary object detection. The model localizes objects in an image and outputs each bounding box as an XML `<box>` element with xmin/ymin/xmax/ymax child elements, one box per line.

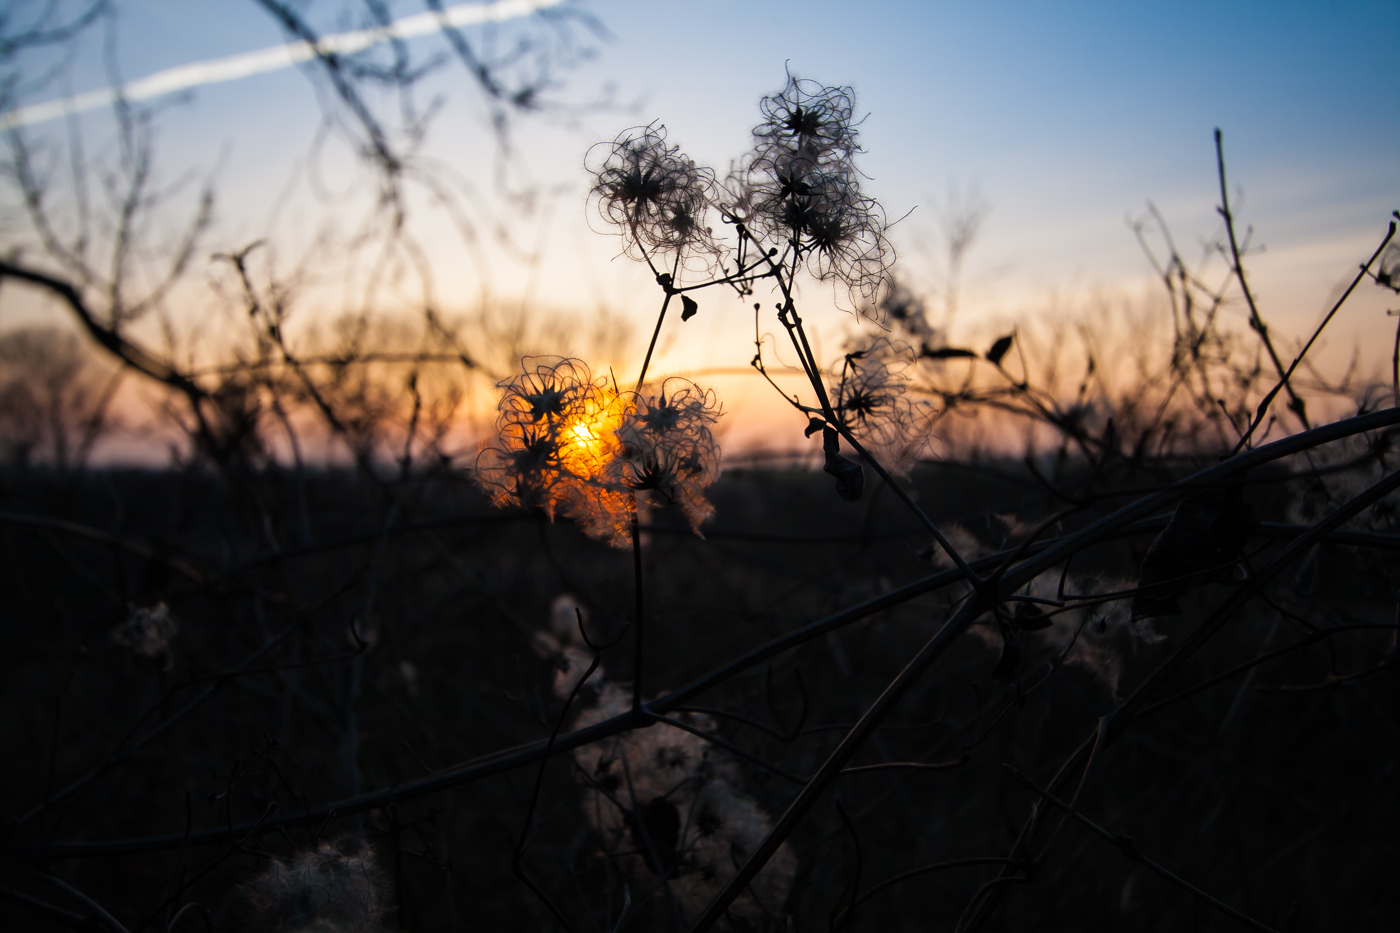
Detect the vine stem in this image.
<box><xmin>769</xmin><ymin>273</ymin><xmax>987</xmax><ymax>589</ymax></box>
<box><xmin>960</xmin><ymin>463</ymin><xmax>1400</xmax><ymax>931</ymax></box>
<box><xmin>635</xmin><ymin>290</ymin><xmax>673</xmax><ymax>391</ymax></box>
<box><xmin>510</xmin><ymin>642</ymin><xmax>603</xmax><ymax>933</ymax></box>
<box><xmin>731</xmin><ymin>224</ymin><xmax>987</xmax><ymax>588</ymax></box>
<box><xmin>1230</xmin><ymin>214</ymin><xmax>1397</xmax><ymax>455</ymax></box>
<box><xmin>630</xmin><ymin>508</ymin><xmax>645</xmax><ymax>715</ymax></box>
<box><xmin>635</xmin><ymin>251</ymin><xmax>682</xmax><ymax>390</ymax></box>
<box><xmin>1215</xmin><ymin>128</ymin><xmax>1307</xmax><ymax>430</ymax></box>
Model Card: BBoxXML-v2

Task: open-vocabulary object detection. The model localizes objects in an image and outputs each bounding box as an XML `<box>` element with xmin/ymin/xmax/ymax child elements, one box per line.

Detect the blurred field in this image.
<box><xmin>2</xmin><ymin>456</ymin><xmax>1395</xmax><ymax>931</ymax></box>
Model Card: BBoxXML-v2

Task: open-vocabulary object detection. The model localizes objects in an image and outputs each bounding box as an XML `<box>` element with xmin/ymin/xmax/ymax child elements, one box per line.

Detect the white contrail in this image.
<box><xmin>0</xmin><ymin>0</ymin><xmax>567</xmax><ymax>131</ymax></box>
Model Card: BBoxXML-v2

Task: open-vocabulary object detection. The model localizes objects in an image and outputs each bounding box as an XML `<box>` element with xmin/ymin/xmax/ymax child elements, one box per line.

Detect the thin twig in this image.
<box><xmin>1215</xmin><ymin>128</ymin><xmax>1307</xmax><ymax>431</ymax></box>
<box><xmin>1003</xmin><ymin>765</ymin><xmax>1281</xmax><ymax>933</ymax></box>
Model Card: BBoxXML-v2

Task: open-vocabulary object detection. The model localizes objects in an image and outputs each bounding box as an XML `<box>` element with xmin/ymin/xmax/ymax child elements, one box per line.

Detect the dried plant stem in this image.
<box><xmin>1214</xmin><ymin>128</ymin><xmax>1307</xmax><ymax>430</ymax></box>
<box><xmin>1392</xmin><ymin>311</ymin><xmax>1400</xmax><ymax>397</ymax></box>
<box><xmin>1231</xmin><ymin>216</ymin><xmax>1397</xmax><ymax>454</ymax></box>
<box><xmin>844</xmin><ymin>858</ymin><xmax>1027</xmax><ymax>919</ymax></box>
<box><xmin>635</xmin><ymin>290</ymin><xmax>672</xmax><ymax>390</ymax></box>
<box><xmin>630</xmin><ymin>508</ymin><xmax>645</xmax><ymax>715</ymax></box>
<box><xmin>964</xmin><ymin>464</ymin><xmax>1400</xmax><ymax>929</ymax></box>
<box><xmin>767</xmin><ymin>260</ymin><xmax>986</xmax><ymax>589</ymax></box>
<box><xmin>693</xmin><ymin>407</ymin><xmax>1400</xmax><ymax>930</ymax></box>
<box><xmin>12</xmin><ymin>624</ymin><xmax>298</xmax><ymax>830</ymax></box>
<box><xmin>690</xmin><ymin>595</ymin><xmax>990</xmax><ymax>931</ymax></box>
<box><xmin>635</xmin><ymin>252</ymin><xmax>682</xmax><ymax>389</ymax></box>
<box><xmin>31</xmin><ymin>872</ymin><xmax>131</xmax><ymax>933</ymax></box>
<box><xmin>0</xmin><ymin>885</ymin><xmax>90</xmax><ymax>930</ymax></box>
<box><xmin>511</xmin><ymin>648</ymin><xmax>602</xmax><ymax>933</ymax></box>
<box><xmin>1004</xmin><ymin>766</ymin><xmax>1281</xmax><ymax>933</ymax></box>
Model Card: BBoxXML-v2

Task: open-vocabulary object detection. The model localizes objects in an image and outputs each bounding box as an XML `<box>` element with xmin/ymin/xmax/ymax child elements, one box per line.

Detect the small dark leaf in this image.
<box><xmin>1282</xmin><ymin>900</ymin><xmax>1302</xmax><ymax>933</ymax></box>
<box><xmin>1011</xmin><ymin>602</ymin><xmax>1053</xmax><ymax>632</ymax></box>
<box><xmin>822</xmin><ymin>426</ymin><xmax>839</xmax><ymax>455</ymax></box>
<box><xmin>1111</xmin><ymin>832</ymin><xmax>1140</xmax><ymax>857</ymax></box>
<box><xmin>986</xmin><ymin>334</ymin><xmax>1015</xmax><ymax>365</ymax></box>
<box><xmin>822</xmin><ymin>427</ymin><xmax>864</xmax><ymax>501</ymax></box>
<box><xmin>1131</xmin><ymin>484</ymin><xmax>1257</xmax><ymax>620</ymax></box>
<box><xmin>991</xmin><ymin>625</ymin><xmax>1023</xmax><ymax>683</ymax></box>
<box><xmin>804</xmin><ymin>417</ymin><xmax>827</xmax><ymax>438</ymax></box>
<box><xmin>629</xmin><ymin>797</ymin><xmax>680</xmax><ymax>876</ymax></box>
<box><xmin>1376</xmin><ymin>245</ymin><xmax>1400</xmax><ymax>294</ymax></box>
<box><xmin>680</xmin><ymin>295</ymin><xmax>699</xmax><ymax>321</ymax></box>
<box><xmin>922</xmin><ymin>346</ymin><xmax>978</xmax><ymax>360</ymax></box>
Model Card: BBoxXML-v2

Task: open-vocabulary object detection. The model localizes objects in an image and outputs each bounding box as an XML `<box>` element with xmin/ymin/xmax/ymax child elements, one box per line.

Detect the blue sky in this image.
<box><xmin>5</xmin><ymin>0</ymin><xmax>1398</xmax><ymax>447</ymax></box>
<box><xmin>580</xmin><ymin>1</ymin><xmax>1398</xmax><ymax>304</ymax></box>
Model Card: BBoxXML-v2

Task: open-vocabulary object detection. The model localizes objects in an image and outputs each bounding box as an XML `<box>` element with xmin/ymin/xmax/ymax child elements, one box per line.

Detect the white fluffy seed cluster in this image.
<box><xmin>827</xmin><ymin>336</ymin><xmax>937</xmax><ymax>473</ymax></box>
<box><xmin>476</xmin><ymin>359</ymin><xmax>722</xmax><ymax>548</ymax></box>
<box><xmin>587</xmin><ymin>73</ymin><xmax>893</xmax><ymax>306</ymax></box>
<box><xmin>534</xmin><ymin>596</ymin><xmax>797</xmax><ymax>924</ymax></box>
<box><xmin>111</xmin><ymin>602</ymin><xmax>178</xmax><ymax>669</ymax></box>
<box><xmin>982</xmin><ymin>568</ymin><xmax>1166</xmax><ymax>699</ymax></box>
<box><xmin>241</xmin><ymin>837</ymin><xmax>385</xmax><ymax>933</ymax></box>
<box><xmin>927</xmin><ymin>527</ymin><xmax>1168</xmax><ymax>699</ymax></box>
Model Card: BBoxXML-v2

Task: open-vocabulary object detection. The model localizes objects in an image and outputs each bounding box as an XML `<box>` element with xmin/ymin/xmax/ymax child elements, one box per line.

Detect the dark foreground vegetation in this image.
<box><xmin>1</xmin><ymin>447</ymin><xmax>1399</xmax><ymax>931</ymax></box>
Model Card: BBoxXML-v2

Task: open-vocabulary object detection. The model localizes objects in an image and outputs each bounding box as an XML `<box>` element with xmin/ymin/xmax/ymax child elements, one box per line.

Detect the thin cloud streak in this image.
<box><xmin>0</xmin><ymin>0</ymin><xmax>566</xmax><ymax>131</ymax></box>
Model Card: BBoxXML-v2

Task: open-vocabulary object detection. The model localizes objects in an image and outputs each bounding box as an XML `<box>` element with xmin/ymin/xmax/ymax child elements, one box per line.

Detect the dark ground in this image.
<box><xmin>1</xmin><ymin>460</ymin><xmax>1395</xmax><ymax>931</ymax></box>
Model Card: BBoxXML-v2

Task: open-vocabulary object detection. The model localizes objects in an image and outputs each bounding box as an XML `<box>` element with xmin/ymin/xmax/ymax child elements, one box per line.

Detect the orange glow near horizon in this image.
<box><xmin>556</xmin><ymin>386</ymin><xmax>628</xmax><ymax>479</ymax></box>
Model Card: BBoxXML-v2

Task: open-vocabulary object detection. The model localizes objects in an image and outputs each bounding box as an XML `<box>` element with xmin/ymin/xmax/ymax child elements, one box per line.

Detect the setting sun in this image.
<box><xmin>561</xmin><ymin>391</ymin><xmax>626</xmax><ymax>463</ymax></box>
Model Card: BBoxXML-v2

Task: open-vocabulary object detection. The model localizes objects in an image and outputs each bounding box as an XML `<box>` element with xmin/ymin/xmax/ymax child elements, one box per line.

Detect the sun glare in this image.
<box><xmin>558</xmin><ymin>389</ymin><xmax>627</xmax><ymax>473</ymax></box>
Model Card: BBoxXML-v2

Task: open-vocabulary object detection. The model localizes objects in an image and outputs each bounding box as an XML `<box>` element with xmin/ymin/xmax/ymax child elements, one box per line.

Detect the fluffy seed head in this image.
<box><xmin>604</xmin><ymin>378</ymin><xmax>722</xmax><ymax>536</ymax></box>
<box><xmin>753</xmin><ymin>73</ymin><xmax>860</xmax><ymax>170</ymax></box>
<box><xmin>475</xmin><ymin>358</ymin><xmax>616</xmax><ymax>517</ymax></box>
<box><xmin>827</xmin><ymin>337</ymin><xmax>935</xmax><ymax>471</ymax></box>
<box><xmin>242</xmin><ymin>837</ymin><xmax>385</xmax><ymax>933</ymax></box>
<box><xmin>112</xmin><ymin>602</ymin><xmax>178</xmax><ymax>669</ymax></box>
<box><xmin>554</xmin><ymin>661</ymin><xmax>795</xmax><ymax>925</ymax></box>
<box><xmin>477</xmin><ymin>362</ymin><xmax>721</xmax><ymax>547</ymax></box>
<box><xmin>588</xmin><ymin>123</ymin><xmax>717</xmax><ymax>258</ymax></box>
<box><xmin>740</xmin><ymin>76</ymin><xmax>892</xmax><ymax>304</ymax></box>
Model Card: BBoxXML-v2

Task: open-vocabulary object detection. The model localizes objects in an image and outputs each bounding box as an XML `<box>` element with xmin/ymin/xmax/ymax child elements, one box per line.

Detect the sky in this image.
<box><xmin>3</xmin><ymin>0</ymin><xmax>1398</xmax><ymax>456</ymax></box>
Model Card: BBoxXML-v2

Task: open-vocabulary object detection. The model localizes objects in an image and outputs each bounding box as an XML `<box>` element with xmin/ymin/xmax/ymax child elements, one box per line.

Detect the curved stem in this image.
<box><xmin>635</xmin><ymin>290</ymin><xmax>673</xmax><ymax>391</ymax></box>
<box><xmin>635</xmin><ymin>251</ymin><xmax>682</xmax><ymax>389</ymax></box>
<box><xmin>511</xmin><ymin>646</ymin><xmax>601</xmax><ymax>933</ymax></box>
<box><xmin>738</xmin><ymin>230</ymin><xmax>987</xmax><ymax>588</ymax></box>
<box><xmin>1231</xmin><ymin>215</ymin><xmax>1396</xmax><ymax>454</ymax></box>
<box><xmin>780</xmin><ymin>291</ymin><xmax>986</xmax><ymax>586</ymax></box>
<box><xmin>630</xmin><ymin>508</ymin><xmax>645</xmax><ymax>715</ymax></box>
<box><xmin>1214</xmin><ymin>129</ymin><xmax>1306</xmax><ymax>431</ymax></box>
